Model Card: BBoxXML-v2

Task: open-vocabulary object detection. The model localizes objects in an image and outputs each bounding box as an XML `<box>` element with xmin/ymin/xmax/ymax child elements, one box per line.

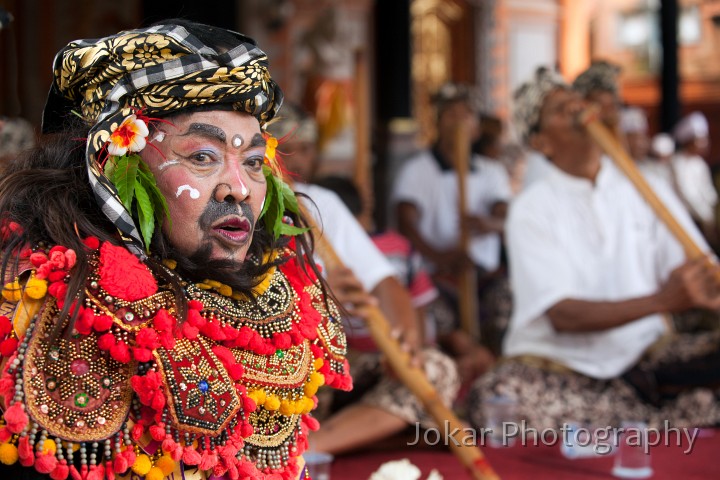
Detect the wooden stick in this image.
<box><xmin>579</xmin><ymin>108</ymin><xmax>705</xmax><ymax>260</ymax></box>
<box><xmin>353</xmin><ymin>49</ymin><xmax>373</xmax><ymax>232</ymax></box>
<box><xmin>454</xmin><ymin>124</ymin><xmax>480</xmax><ymax>339</ymax></box>
<box><xmin>303</xmin><ymin>207</ymin><xmax>500</xmax><ymax>480</ymax></box>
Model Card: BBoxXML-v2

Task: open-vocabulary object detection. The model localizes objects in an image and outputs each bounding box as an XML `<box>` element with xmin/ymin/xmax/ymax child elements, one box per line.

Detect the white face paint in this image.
<box><xmin>152</xmin><ymin>132</ymin><xmax>166</xmax><ymax>143</ymax></box>
<box><xmin>157</xmin><ymin>159</ymin><xmax>180</xmax><ymax>171</ymax></box>
<box><xmin>176</xmin><ymin>184</ymin><xmax>200</xmax><ymax>199</ymax></box>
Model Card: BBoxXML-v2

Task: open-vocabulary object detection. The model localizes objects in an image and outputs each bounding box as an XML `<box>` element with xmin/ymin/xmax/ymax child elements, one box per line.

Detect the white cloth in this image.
<box><xmin>670</xmin><ymin>153</ymin><xmax>718</xmax><ymax>224</ymax></box>
<box><xmin>391</xmin><ymin>151</ymin><xmax>512</xmax><ymax>271</ymax></box>
<box><xmin>504</xmin><ymin>158</ymin><xmax>709</xmax><ymax>379</ymax></box>
<box><xmin>294</xmin><ymin>183</ymin><xmax>395</xmax><ymax>293</ymax></box>
<box><xmin>521</xmin><ymin>149</ymin><xmax>553</xmax><ymax>190</ymax></box>
<box><xmin>637</xmin><ymin>158</ymin><xmax>674</xmax><ymax>187</ymax></box>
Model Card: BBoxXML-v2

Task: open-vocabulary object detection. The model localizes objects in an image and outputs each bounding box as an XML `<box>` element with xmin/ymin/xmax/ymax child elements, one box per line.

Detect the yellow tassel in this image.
<box><xmin>0</xmin><ymin>442</ymin><xmax>18</xmax><ymax>465</ymax></box>
<box><xmin>2</xmin><ymin>280</ymin><xmax>22</xmax><ymax>302</ymax></box>
<box><xmin>155</xmin><ymin>454</ymin><xmax>176</xmax><ymax>475</ymax></box>
<box><xmin>218</xmin><ymin>284</ymin><xmax>233</xmax><ymax>297</ymax></box>
<box><xmin>313</xmin><ymin>358</ymin><xmax>324</xmax><ymax>370</ymax></box>
<box><xmin>145</xmin><ymin>466</ymin><xmax>165</xmax><ymax>480</ymax></box>
<box><xmin>24</xmin><ymin>277</ymin><xmax>48</xmax><ymax>300</ymax></box>
<box><xmin>131</xmin><ymin>454</ymin><xmax>152</xmax><ymax>476</ymax></box>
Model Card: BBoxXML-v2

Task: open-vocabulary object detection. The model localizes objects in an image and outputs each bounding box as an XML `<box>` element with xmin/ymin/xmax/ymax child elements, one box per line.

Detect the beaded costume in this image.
<box><xmin>0</xmin><ymin>20</ymin><xmax>351</xmax><ymax>480</ymax></box>
<box><xmin>0</xmin><ymin>238</ymin><xmax>350</xmax><ymax>479</ymax></box>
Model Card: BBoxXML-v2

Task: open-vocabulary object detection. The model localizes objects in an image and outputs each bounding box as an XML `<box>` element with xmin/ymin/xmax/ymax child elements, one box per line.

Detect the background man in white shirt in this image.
<box><xmin>467</xmin><ymin>67</ymin><xmax>720</xmax><ymax>431</ymax></box>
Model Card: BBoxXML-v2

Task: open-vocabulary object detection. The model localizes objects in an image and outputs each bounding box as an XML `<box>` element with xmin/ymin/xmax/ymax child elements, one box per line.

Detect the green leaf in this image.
<box><xmin>112</xmin><ymin>155</ymin><xmax>140</xmax><ymax>211</ymax></box>
<box><xmin>260</xmin><ymin>171</ymin><xmax>276</xmax><ymax>219</ymax></box>
<box><xmin>278</xmin><ymin>223</ymin><xmax>309</xmax><ymax>236</ymax></box>
<box><xmin>104</xmin><ymin>158</ymin><xmax>117</xmax><ymax>180</ymax></box>
<box><xmin>137</xmin><ymin>166</ymin><xmax>171</xmax><ymax>228</ymax></box>
<box><xmin>134</xmin><ymin>181</ymin><xmax>154</xmax><ymax>252</ymax></box>
<box><xmin>280</xmin><ymin>180</ymin><xmax>300</xmax><ymax>214</ymax></box>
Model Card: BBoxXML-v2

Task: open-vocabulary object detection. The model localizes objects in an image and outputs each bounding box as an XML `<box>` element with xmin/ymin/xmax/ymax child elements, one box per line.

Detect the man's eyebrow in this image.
<box><xmin>248</xmin><ymin>133</ymin><xmax>266</xmax><ymax>148</ymax></box>
<box><xmin>181</xmin><ymin>123</ymin><xmax>227</xmax><ymax>143</ymax></box>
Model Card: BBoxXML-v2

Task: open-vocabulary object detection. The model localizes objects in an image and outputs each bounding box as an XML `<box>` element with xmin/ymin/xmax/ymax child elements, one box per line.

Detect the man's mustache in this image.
<box><xmin>198</xmin><ymin>199</ymin><xmax>255</xmax><ymax>230</ymax></box>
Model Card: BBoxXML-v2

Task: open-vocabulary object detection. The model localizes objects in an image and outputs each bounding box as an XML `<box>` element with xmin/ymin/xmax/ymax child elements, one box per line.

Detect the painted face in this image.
<box><xmin>140</xmin><ymin>110</ymin><xmax>267</xmax><ymax>264</ymax></box>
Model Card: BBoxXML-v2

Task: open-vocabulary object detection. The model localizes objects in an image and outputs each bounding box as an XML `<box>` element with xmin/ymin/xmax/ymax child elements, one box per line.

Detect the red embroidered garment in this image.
<box><xmin>0</xmin><ymin>239</ymin><xmax>350</xmax><ymax>480</ymax></box>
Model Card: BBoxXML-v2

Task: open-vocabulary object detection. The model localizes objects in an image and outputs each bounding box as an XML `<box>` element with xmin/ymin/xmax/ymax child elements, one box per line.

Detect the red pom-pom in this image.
<box><xmin>186</xmin><ymin>309</ymin><xmax>205</xmax><ymax>328</ymax></box>
<box><xmin>0</xmin><ymin>336</ymin><xmax>20</xmax><ymax>359</ymax></box>
<box><xmin>97</xmin><ymin>333</ymin><xmax>116</xmax><ymax>351</ymax></box>
<box><xmin>110</xmin><ymin>341</ymin><xmax>131</xmax><ymax>363</ymax></box>
<box><xmin>149</xmin><ymin>424</ymin><xmax>166</xmax><ymax>442</ymax></box>
<box><xmin>188</xmin><ymin>300</ymin><xmax>204</xmax><ymax>311</ymax></box>
<box><xmin>211</xmin><ymin>345</ymin><xmax>234</xmax><ymax>364</ymax></box>
<box><xmin>49</xmin><ymin>250</ymin><xmax>67</xmax><ymax>269</ymax></box>
<box><xmin>112</xmin><ymin>454</ymin><xmax>128</xmax><ymax>474</ymax></box>
<box><xmin>181</xmin><ymin>323</ymin><xmax>199</xmax><ymax>340</ymax></box>
<box><xmin>303</xmin><ymin>415</ymin><xmax>320</xmax><ymax>431</ymax></box>
<box><xmin>75</xmin><ymin>308</ymin><xmax>95</xmax><ymax>335</ymax></box>
<box><xmin>36</xmin><ymin>263</ymin><xmax>52</xmax><ymax>280</ymax></box>
<box><xmin>158</xmin><ymin>333</ymin><xmax>175</xmax><ymax>350</ymax></box>
<box><xmin>222</xmin><ymin>325</ymin><xmax>240</xmax><ymax>342</ymax></box>
<box><xmin>50</xmin><ymin>460</ymin><xmax>70</xmax><ymax>480</ymax></box>
<box><xmin>19</xmin><ymin>248</ymin><xmax>33</xmax><ymax>259</ymax></box>
<box><xmin>64</xmin><ymin>250</ymin><xmax>77</xmax><ymax>270</ymax></box>
<box><xmin>0</xmin><ymin>426</ymin><xmax>10</xmax><ymax>443</ymax></box>
<box><xmin>240</xmin><ymin>423</ymin><xmax>254</xmax><ymax>437</ymax></box>
<box><xmin>153</xmin><ymin>309</ymin><xmax>175</xmax><ymax>333</ymax></box>
<box><xmin>98</xmin><ymin>242</ymin><xmax>157</xmax><ymax>301</ymax></box>
<box><xmin>182</xmin><ymin>447</ymin><xmax>202</xmax><ymax>466</ymax></box>
<box><xmin>272</xmin><ymin>333</ymin><xmax>291</xmax><ymax>350</ymax></box>
<box><xmin>121</xmin><ymin>449</ymin><xmax>136</xmax><ymax>467</ymax></box>
<box><xmin>30</xmin><ymin>252</ymin><xmax>49</xmax><ymax>268</ymax></box>
<box><xmin>48</xmin><ymin>245</ymin><xmax>67</xmax><ymax>255</ymax></box>
<box><xmin>162</xmin><ymin>438</ymin><xmax>183</xmax><ymax>462</ymax></box>
<box><xmin>201</xmin><ymin>321</ymin><xmax>226</xmax><ymax>341</ymax></box>
<box><xmin>86</xmin><ymin>463</ymin><xmax>104</xmax><ymax>480</ymax></box>
<box><xmin>199</xmin><ymin>451</ymin><xmax>219</xmax><ymax>471</ymax></box>
<box><xmin>132</xmin><ymin>347</ymin><xmax>153</xmax><ymax>363</ymax></box>
<box><xmin>83</xmin><ymin>237</ymin><xmax>100</xmax><ymax>250</ymax></box>
<box><xmin>242</xmin><ymin>396</ymin><xmax>256</xmax><ymax>413</ymax></box>
<box><xmin>4</xmin><ymin>402</ymin><xmax>28</xmax><ymax>433</ymax></box>
<box><xmin>0</xmin><ymin>316</ymin><xmax>12</xmax><ymax>338</ymax></box>
<box><xmin>48</xmin><ymin>271</ymin><xmax>67</xmax><ymax>283</ymax></box>
<box><xmin>227</xmin><ymin>364</ymin><xmax>244</xmax><ymax>381</ymax></box>
<box><xmin>51</xmin><ymin>284</ymin><xmax>68</xmax><ymax>306</ymax></box>
<box><xmin>36</xmin><ymin>453</ymin><xmax>59</xmax><ymax>474</ymax></box>
<box><xmin>18</xmin><ymin>435</ymin><xmax>33</xmax><ymax>465</ymax></box>
<box><xmin>131</xmin><ymin>423</ymin><xmax>144</xmax><ymax>441</ymax></box>
<box><xmin>235</xmin><ymin>327</ymin><xmax>253</xmax><ymax>348</ymax></box>
<box><xmin>68</xmin><ymin>466</ymin><xmax>81</xmax><ymax>480</ymax></box>
<box><xmin>151</xmin><ymin>391</ymin><xmax>166</xmax><ymax>411</ymax></box>
<box><xmin>93</xmin><ymin>315</ymin><xmax>113</xmax><ymax>332</ymax></box>
<box><xmin>135</xmin><ymin>328</ymin><xmax>159</xmax><ymax>349</ymax></box>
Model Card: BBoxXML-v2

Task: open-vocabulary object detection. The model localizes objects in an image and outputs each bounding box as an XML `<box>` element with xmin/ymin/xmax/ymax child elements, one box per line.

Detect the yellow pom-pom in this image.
<box><xmin>309</xmin><ymin>372</ymin><xmax>325</xmax><ymax>387</ymax></box>
<box><xmin>218</xmin><ymin>284</ymin><xmax>233</xmax><ymax>297</ymax></box>
<box><xmin>264</xmin><ymin>394</ymin><xmax>280</xmax><ymax>411</ymax></box>
<box><xmin>131</xmin><ymin>454</ymin><xmax>152</xmax><ymax>476</ymax></box>
<box><xmin>304</xmin><ymin>382</ymin><xmax>319</xmax><ymax>397</ymax></box>
<box><xmin>155</xmin><ymin>454</ymin><xmax>176</xmax><ymax>476</ymax></box>
<box><xmin>301</xmin><ymin>397</ymin><xmax>315</xmax><ymax>414</ymax></box>
<box><xmin>313</xmin><ymin>358</ymin><xmax>324</xmax><ymax>370</ymax></box>
<box><xmin>248</xmin><ymin>389</ymin><xmax>266</xmax><ymax>405</ymax></box>
<box><xmin>2</xmin><ymin>280</ymin><xmax>22</xmax><ymax>302</ymax></box>
<box><xmin>279</xmin><ymin>400</ymin><xmax>295</xmax><ymax>416</ymax></box>
<box><xmin>24</xmin><ymin>277</ymin><xmax>48</xmax><ymax>300</ymax></box>
<box><xmin>41</xmin><ymin>439</ymin><xmax>56</xmax><ymax>455</ymax></box>
<box><xmin>0</xmin><ymin>442</ymin><xmax>18</xmax><ymax>465</ymax></box>
<box><xmin>145</xmin><ymin>466</ymin><xmax>165</xmax><ymax>480</ymax></box>
<box><xmin>205</xmin><ymin>279</ymin><xmax>222</xmax><ymax>288</ymax></box>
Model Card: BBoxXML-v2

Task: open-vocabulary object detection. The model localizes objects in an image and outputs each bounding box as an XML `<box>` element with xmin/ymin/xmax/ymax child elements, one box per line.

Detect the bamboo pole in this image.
<box><xmin>302</xmin><ymin>206</ymin><xmax>499</xmax><ymax>480</ymax></box>
<box><xmin>454</xmin><ymin>124</ymin><xmax>480</xmax><ymax>339</ymax></box>
<box><xmin>579</xmin><ymin>108</ymin><xmax>705</xmax><ymax>260</ymax></box>
<box><xmin>353</xmin><ymin>49</ymin><xmax>373</xmax><ymax>232</ymax></box>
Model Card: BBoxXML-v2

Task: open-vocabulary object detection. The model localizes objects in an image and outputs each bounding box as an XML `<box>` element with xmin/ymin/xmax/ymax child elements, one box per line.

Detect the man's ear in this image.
<box><xmin>530</xmin><ymin>132</ymin><xmax>553</xmax><ymax>157</ymax></box>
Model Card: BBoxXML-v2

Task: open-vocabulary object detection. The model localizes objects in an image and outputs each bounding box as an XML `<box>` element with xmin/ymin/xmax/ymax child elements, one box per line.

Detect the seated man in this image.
<box><xmin>267</xmin><ymin>104</ymin><xmax>459</xmax><ymax>455</ymax></box>
<box><xmin>468</xmin><ymin>67</ymin><xmax>720</xmax><ymax>432</ymax></box>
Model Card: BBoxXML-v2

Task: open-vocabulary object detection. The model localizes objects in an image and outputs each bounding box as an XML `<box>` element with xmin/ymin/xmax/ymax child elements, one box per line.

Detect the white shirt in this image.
<box><xmin>522</xmin><ymin>150</ymin><xmax>553</xmax><ymax>190</ymax></box>
<box><xmin>671</xmin><ymin>152</ymin><xmax>718</xmax><ymax>224</ymax></box>
<box><xmin>391</xmin><ymin>150</ymin><xmax>512</xmax><ymax>271</ymax></box>
<box><xmin>504</xmin><ymin>158</ymin><xmax>708</xmax><ymax>379</ymax></box>
<box><xmin>294</xmin><ymin>183</ymin><xmax>395</xmax><ymax>293</ymax></box>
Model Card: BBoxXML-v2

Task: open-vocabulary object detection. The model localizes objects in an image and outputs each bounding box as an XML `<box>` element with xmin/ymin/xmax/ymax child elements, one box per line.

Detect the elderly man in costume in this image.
<box><xmin>0</xmin><ymin>20</ymin><xmax>349</xmax><ymax>480</ymax></box>
<box><xmin>467</xmin><ymin>67</ymin><xmax>720</xmax><ymax>432</ymax></box>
